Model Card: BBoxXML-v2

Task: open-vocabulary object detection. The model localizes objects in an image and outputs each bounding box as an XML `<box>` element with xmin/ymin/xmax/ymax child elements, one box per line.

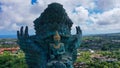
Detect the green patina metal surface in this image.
<box><xmin>17</xmin><ymin>3</ymin><xmax>82</xmax><ymax>68</ymax></box>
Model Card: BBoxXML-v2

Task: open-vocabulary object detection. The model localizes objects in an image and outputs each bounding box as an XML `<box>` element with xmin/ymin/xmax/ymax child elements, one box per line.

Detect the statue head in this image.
<box><xmin>53</xmin><ymin>31</ymin><xmax>61</xmax><ymax>41</ymax></box>
<box><xmin>33</xmin><ymin>2</ymin><xmax>73</xmax><ymax>37</ymax></box>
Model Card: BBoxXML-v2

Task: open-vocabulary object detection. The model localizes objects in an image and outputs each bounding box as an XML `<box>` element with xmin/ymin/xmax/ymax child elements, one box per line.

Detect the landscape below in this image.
<box><xmin>0</xmin><ymin>33</ymin><xmax>120</xmax><ymax>68</ymax></box>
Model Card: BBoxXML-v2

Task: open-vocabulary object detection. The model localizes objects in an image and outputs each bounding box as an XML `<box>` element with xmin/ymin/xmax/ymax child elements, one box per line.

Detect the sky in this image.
<box><xmin>0</xmin><ymin>0</ymin><xmax>120</xmax><ymax>35</ymax></box>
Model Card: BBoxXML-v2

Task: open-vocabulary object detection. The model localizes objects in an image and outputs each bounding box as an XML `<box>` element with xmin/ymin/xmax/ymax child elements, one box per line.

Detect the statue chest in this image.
<box><xmin>50</xmin><ymin>43</ymin><xmax>64</xmax><ymax>54</ymax></box>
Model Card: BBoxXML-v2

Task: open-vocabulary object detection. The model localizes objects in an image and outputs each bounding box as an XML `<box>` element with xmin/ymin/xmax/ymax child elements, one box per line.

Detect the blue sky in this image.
<box><xmin>0</xmin><ymin>0</ymin><xmax>120</xmax><ymax>35</ymax></box>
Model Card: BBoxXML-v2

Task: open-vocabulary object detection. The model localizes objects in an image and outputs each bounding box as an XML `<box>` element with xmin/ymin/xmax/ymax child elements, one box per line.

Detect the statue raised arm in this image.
<box><xmin>17</xmin><ymin>26</ymin><xmax>47</xmax><ymax>68</ymax></box>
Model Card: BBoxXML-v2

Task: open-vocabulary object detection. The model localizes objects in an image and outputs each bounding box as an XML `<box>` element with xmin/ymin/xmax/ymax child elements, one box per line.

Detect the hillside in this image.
<box><xmin>80</xmin><ymin>33</ymin><xmax>120</xmax><ymax>51</ymax></box>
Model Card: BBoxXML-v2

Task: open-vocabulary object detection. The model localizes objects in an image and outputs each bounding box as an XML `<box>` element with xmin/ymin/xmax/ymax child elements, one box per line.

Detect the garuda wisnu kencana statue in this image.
<box><xmin>17</xmin><ymin>2</ymin><xmax>82</xmax><ymax>68</ymax></box>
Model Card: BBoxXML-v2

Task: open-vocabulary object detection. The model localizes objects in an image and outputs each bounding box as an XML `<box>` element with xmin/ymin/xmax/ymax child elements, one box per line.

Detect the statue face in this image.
<box><xmin>54</xmin><ymin>37</ymin><xmax>60</xmax><ymax>41</ymax></box>
<box><xmin>53</xmin><ymin>31</ymin><xmax>61</xmax><ymax>42</ymax></box>
<box><xmin>54</xmin><ymin>38</ymin><xmax>60</xmax><ymax>42</ymax></box>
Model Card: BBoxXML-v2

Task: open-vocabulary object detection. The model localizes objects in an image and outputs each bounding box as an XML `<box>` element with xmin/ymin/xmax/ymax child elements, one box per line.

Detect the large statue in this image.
<box><xmin>17</xmin><ymin>2</ymin><xmax>82</xmax><ymax>68</ymax></box>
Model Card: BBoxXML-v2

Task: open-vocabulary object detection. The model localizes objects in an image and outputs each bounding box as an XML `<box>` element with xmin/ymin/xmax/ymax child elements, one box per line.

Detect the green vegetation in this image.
<box><xmin>0</xmin><ymin>39</ymin><xmax>18</xmax><ymax>48</ymax></box>
<box><xmin>75</xmin><ymin>33</ymin><xmax>120</xmax><ymax>68</ymax></box>
<box><xmin>76</xmin><ymin>51</ymin><xmax>120</xmax><ymax>68</ymax></box>
<box><xmin>0</xmin><ymin>33</ymin><xmax>120</xmax><ymax>68</ymax></box>
<box><xmin>0</xmin><ymin>51</ymin><xmax>27</xmax><ymax>68</ymax></box>
<box><xmin>80</xmin><ymin>34</ymin><xmax>120</xmax><ymax>51</ymax></box>
<box><xmin>1</xmin><ymin>50</ymin><xmax>119</xmax><ymax>68</ymax></box>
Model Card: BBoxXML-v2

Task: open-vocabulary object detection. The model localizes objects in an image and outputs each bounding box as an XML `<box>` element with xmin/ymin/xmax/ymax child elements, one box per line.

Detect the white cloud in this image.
<box><xmin>0</xmin><ymin>0</ymin><xmax>95</xmax><ymax>34</ymax></box>
<box><xmin>88</xmin><ymin>8</ymin><xmax>120</xmax><ymax>34</ymax></box>
<box><xmin>92</xmin><ymin>8</ymin><xmax>120</xmax><ymax>26</ymax></box>
<box><xmin>96</xmin><ymin>0</ymin><xmax>120</xmax><ymax>11</ymax></box>
<box><xmin>0</xmin><ymin>0</ymin><xmax>120</xmax><ymax>35</ymax></box>
<box><xmin>0</xmin><ymin>0</ymin><xmax>42</xmax><ymax>31</ymax></box>
<box><xmin>69</xmin><ymin>6</ymin><xmax>89</xmax><ymax>34</ymax></box>
<box><xmin>97</xmin><ymin>8</ymin><xmax>120</xmax><ymax>25</ymax></box>
<box><xmin>73</xmin><ymin>6</ymin><xmax>89</xmax><ymax>24</ymax></box>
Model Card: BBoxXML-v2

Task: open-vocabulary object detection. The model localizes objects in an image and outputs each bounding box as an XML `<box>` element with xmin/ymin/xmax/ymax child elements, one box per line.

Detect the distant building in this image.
<box><xmin>74</xmin><ymin>62</ymin><xmax>87</xmax><ymax>68</ymax></box>
<box><xmin>0</xmin><ymin>47</ymin><xmax>20</xmax><ymax>54</ymax></box>
<box><xmin>112</xmin><ymin>40</ymin><xmax>120</xmax><ymax>43</ymax></box>
<box><xmin>91</xmin><ymin>54</ymin><xmax>118</xmax><ymax>62</ymax></box>
<box><xmin>89</xmin><ymin>49</ymin><xmax>95</xmax><ymax>53</ymax></box>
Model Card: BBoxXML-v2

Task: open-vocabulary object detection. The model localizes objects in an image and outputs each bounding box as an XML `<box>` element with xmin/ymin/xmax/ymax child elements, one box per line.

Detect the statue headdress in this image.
<box><xmin>33</xmin><ymin>3</ymin><xmax>73</xmax><ymax>38</ymax></box>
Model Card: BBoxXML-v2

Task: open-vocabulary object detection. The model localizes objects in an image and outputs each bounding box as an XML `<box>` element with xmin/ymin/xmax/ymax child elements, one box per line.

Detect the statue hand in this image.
<box><xmin>75</xmin><ymin>26</ymin><xmax>82</xmax><ymax>48</ymax></box>
<box><xmin>17</xmin><ymin>26</ymin><xmax>46</xmax><ymax>67</ymax></box>
<box><xmin>17</xmin><ymin>26</ymin><xmax>41</xmax><ymax>52</ymax></box>
<box><xmin>76</xmin><ymin>26</ymin><xmax>82</xmax><ymax>37</ymax></box>
<box><xmin>17</xmin><ymin>26</ymin><xmax>29</xmax><ymax>51</ymax></box>
<box><xmin>68</xmin><ymin>26</ymin><xmax>82</xmax><ymax>50</ymax></box>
